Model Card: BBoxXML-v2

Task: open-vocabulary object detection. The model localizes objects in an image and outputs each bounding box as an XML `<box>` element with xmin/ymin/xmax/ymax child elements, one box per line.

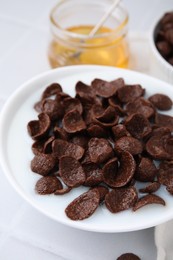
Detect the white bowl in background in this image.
<box><xmin>149</xmin><ymin>13</ymin><xmax>173</xmax><ymax>84</ymax></box>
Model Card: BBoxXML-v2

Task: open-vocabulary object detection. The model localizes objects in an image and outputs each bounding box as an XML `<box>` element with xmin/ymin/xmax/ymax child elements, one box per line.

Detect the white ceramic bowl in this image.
<box><xmin>0</xmin><ymin>65</ymin><xmax>173</xmax><ymax>233</ymax></box>
<box><xmin>149</xmin><ymin>14</ymin><xmax>173</xmax><ymax>84</ymax></box>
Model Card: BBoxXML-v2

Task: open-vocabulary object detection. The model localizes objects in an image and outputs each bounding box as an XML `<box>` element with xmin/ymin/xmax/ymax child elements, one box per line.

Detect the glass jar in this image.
<box><xmin>48</xmin><ymin>0</ymin><xmax>129</xmax><ymax>68</ymax></box>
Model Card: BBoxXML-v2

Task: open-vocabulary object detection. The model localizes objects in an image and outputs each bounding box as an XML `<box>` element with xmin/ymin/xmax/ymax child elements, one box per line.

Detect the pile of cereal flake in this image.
<box><xmin>27</xmin><ymin>77</ymin><xmax>173</xmax><ymax>220</ymax></box>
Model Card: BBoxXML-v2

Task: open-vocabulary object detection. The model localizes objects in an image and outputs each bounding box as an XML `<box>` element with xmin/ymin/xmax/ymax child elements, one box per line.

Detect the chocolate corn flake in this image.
<box><xmin>161</xmin><ymin>12</ymin><xmax>173</xmax><ymax>25</ymax></box>
<box><xmin>105</xmin><ymin>187</ymin><xmax>138</xmax><ymax>213</ymax></box>
<box><xmin>76</xmin><ymin>81</ymin><xmax>95</xmax><ymax>97</ymax></box>
<box><xmin>117</xmin><ymin>253</ymin><xmax>141</xmax><ymax>260</ymax></box>
<box><xmin>56</xmin><ymin>91</ymin><xmax>70</xmax><ymax>101</ymax></box>
<box><xmin>117</xmin><ymin>84</ymin><xmax>145</xmax><ymax>103</ymax></box>
<box><xmin>155</xmin><ymin>113</ymin><xmax>173</xmax><ymax>131</ymax></box>
<box><xmin>151</xmin><ymin>126</ymin><xmax>171</xmax><ymax>137</ymax></box>
<box><xmin>42</xmin><ymin>99</ymin><xmax>64</xmax><ymax>120</ymax></box>
<box><xmin>135</xmin><ymin>157</ymin><xmax>157</xmax><ymax>182</ymax></box>
<box><xmin>31</xmin><ymin>153</ymin><xmax>56</xmax><ymax>176</ymax></box>
<box><xmin>156</xmin><ymin>41</ymin><xmax>171</xmax><ymax>57</ymax></box>
<box><xmin>35</xmin><ymin>176</ymin><xmax>63</xmax><ymax>195</ymax></box>
<box><xmin>27</xmin><ymin>113</ymin><xmax>51</xmax><ymax>140</ymax></box>
<box><xmin>112</xmin><ymin>124</ymin><xmax>131</xmax><ymax>140</ymax></box>
<box><xmin>92</xmin><ymin>104</ymin><xmax>105</xmax><ymax>118</ymax></box>
<box><xmin>139</xmin><ymin>182</ymin><xmax>161</xmax><ymax>194</ymax></box>
<box><xmin>103</xmin><ymin>157</ymin><xmax>118</xmax><ymax>187</ymax></box>
<box><xmin>59</xmin><ymin>156</ymin><xmax>86</xmax><ymax>188</ymax></box>
<box><xmin>52</xmin><ymin>139</ymin><xmax>84</xmax><ymax>160</ymax></box>
<box><xmin>63</xmin><ymin>97</ymin><xmax>83</xmax><ymax>114</ymax></box>
<box><xmin>87</xmin><ymin>124</ymin><xmax>107</xmax><ymax>138</ymax></box>
<box><xmin>133</xmin><ymin>194</ymin><xmax>165</xmax><ymax>211</ymax></box>
<box><xmin>126</xmin><ymin>97</ymin><xmax>155</xmax><ymax>119</ymax></box>
<box><xmin>41</xmin><ymin>83</ymin><xmax>62</xmax><ymax>100</ymax></box>
<box><xmin>65</xmin><ymin>189</ymin><xmax>100</xmax><ymax>220</ymax></box>
<box><xmin>108</xmin><ymin>99</ymin><xmax>125</xmax><ymax>116</ymax></box>
<box><xmin>54</xmin><ymin>186</ymin><xmax>72</xmax><ymax>195</ymax></box>
<box><xmin>34</xmin><ymin>101</ymin><xmax>42</xmax><ymax>113</ymax></box>
<box><xmin>83</xmin><ymin>163</ymin><xmax>103</xmax><ymax>186</ymax></box>
<box><xmin>43</xmin><ymin>136</ymin><xmax>55</xmax><ymax>154</ymax></box>
<box><xmin>88</xmin><ymin>138</ymin><xmax>114</xmax><ymax>164</ymax></box>
<box><xmin>75</xmin><ymin>81</ymin><xmax>95</xmax><ymax>104</ymax></box>
<box><xmin>83</xmin><ymin>107</ymin><xmax>94</xmax><ymax>126</ymax></box>
<box><xmin>110</xmin><ymin>78</ymin><xmax>125</xmax><ymax>89</ymax></box>
<box><xmin>91</xmin><ymin>104</ymin><xmax>119</xmax><ymax>128</ymax></box>
<box><xmin>63</xmin><ymin>109</ymin><xmax>86</xmax><ymax>133</ymax></box>
<box><xmin>53</xmin><ymin>126</ymin><xmax>68</xmax><ymax>140</ymax></box>
<box><xmin>114</xmin><ymin>136</ymin><xmax>143</xmax><ymax>155</ymax></box>
<box><xmin>146</xmin><ymin>132</ymin><xmax>173</xmax><ymax>160</ymax></box>
<box><xmin>92</xmin><ymin>186</ymin><xmax>109</xmax><ymax>203</ymax></box>
<box><xmin>159</xmin><ymin>160</ymin><xmax>173</xmax><ymax>171</ymax></box>
<box><xmin>70</xmin><ymin>134</ymin><xmax>89</xmax><ymax>149</ymax></box>
<box><xmin>111</xmin><ymin>151</ymin><xmax>136</xmax><ymax>187</ymax></box>
<box><xmin>91</xmin><ymin>78</ymin><xmax>123</xmax><ymax>98</ymax></box>
<box><xmin>93</xmin><ymin>114</ymin><xmax>119</xmax><ymax>129</ymax></box>
<box><xmin>80</xmin><ymin>149</ymin><xmax>92</xmax><ymax>165</ymax></box>
<box><xmin>94</xmin><ymin>106</ymin><xmax>116</xmax><ymax>123</ymax></box>
<box><xmin>32</xmin><ymin>139</ymin><xmax>45</xmax><ymax>155</ymax></box>
<box><xmin>108</xmin><ymin>93</ymin><xmax>125</xmax><ymax>115</ymax></box>
<box><xmin>165</xmin><ymin>29</ymin><xmax>173</xmax><ymax>45</ymax></box>
<box><xmin>158</xmin><ymin>168</ymin><xmax>173</xmax><ymax>186</ymax></box>
<box><xmin>125</xmin><ymin>113</ymin><xmax>152</xmax><ymax>139</ymax></box>
<box><xmin>149</xmin><ymin>94</ymin><xmax>172</xmax><ymax>111</ymax></box>
<box><xmin>166</xmin><ymin>183</ymin><xmax>173</xmax><ymax>195</ymax></box>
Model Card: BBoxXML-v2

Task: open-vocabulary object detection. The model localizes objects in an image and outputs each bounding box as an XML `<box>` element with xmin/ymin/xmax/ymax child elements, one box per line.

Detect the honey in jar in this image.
<box><xmin>48</xmin><ymin>0</ymin><xmax>129</xmax><ymax>68</ymax></box>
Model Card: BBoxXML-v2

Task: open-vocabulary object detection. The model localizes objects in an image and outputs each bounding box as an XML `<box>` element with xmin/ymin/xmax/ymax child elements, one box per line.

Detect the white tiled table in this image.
<box><xmin>0</xmin><ymin>1</ymin><xmax>173</xmax><ymax>259</ymax></box>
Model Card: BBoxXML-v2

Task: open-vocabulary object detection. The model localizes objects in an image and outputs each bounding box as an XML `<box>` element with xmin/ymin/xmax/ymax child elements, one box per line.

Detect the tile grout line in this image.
<box><xmin>0</xmin><ymin>203</ymin><xmax>28</xmax><ymax>250</ymax></box>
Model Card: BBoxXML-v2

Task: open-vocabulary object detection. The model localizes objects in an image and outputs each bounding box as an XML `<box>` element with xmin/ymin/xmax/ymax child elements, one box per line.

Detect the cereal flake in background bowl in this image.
<box><xmin>149</xmin><ymin>11</ymin><xmax>173</xmax><ymax>84</ymax></box>
<box><xmin>0</xmin><ymin>65</ymin><xmax>173</xmax><ymax>233</ymax></box>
